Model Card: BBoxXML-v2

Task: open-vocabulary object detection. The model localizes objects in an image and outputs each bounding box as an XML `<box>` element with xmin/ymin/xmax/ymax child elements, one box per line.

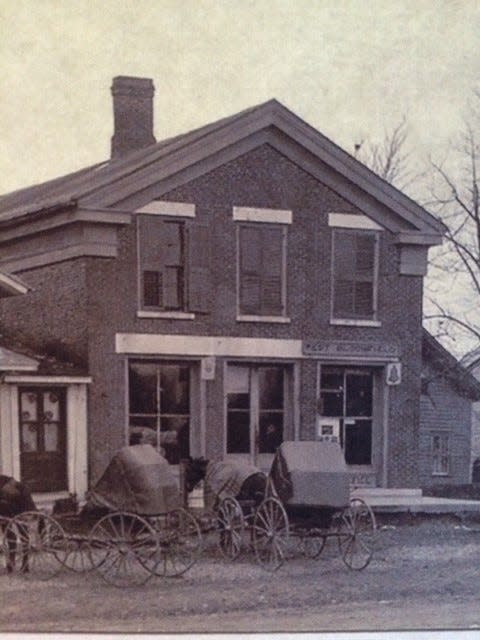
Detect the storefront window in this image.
<box><xmin>128</xmin><ymin>361</ymin><xmax>191</xmax><ymax>464</ymax></box>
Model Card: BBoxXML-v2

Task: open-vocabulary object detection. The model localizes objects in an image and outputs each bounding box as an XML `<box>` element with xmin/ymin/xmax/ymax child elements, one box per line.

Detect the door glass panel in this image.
<box><xmin>43</xmin><ymin>391</ymin><xmax>60</xmax><ymax>421</ymax></box>
<box><xmin>258</xmin><ymin>412</ymin><xmax>283</xmax><ymax>454</ymax></box>
<box><xmin>346</xmin><ymin>373</ymin><xmax>373</xmax><ymax>416</ymax></box>
<box><xmin>344</xmin><ymin>420</ymin><xmax>372</xmax><ymax>465</ymax></box>
<box><xmin>20</xmin><ymin>392</ymin><xmax>38</xmax><ymax>421</ymax></box>
<box><xmin>227</xmin><ymin>411</ymin><xmax>250</xmax><ymax>454</ymax></box>
<box><xmin>225</xmin><ymin>366</ymin><xmax>249</xmax><ymax>393</ymax></box>
<box><xmin>259</xmin><ymin>367</ymin><xmax>283</xmax><ymax>409</ymax></box>
<box><xmin>21</xmin><ymin>423</ymin><xmax>38</xmax><ymax>452</ymax></box>
<box><xmin>44</xmin><ymin>423</ymin><xmax>59</xmax><ymax>452</ymax></box>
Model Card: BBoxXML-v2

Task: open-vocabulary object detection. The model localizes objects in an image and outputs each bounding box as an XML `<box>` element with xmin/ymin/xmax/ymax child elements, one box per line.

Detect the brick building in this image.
<box><xmin>0</xmin><ymin>76</ymin><xmax>450</xmax><ymax>500</ymax></box>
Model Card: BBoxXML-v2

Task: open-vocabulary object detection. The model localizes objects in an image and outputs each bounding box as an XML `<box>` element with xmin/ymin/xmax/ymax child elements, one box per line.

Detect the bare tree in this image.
<box><xmin>423</xmin><ymin>90</ymin><xmax>480</xmax><ymax>362</ymax></box>
<box><xmin>354</xmin><ymin>116</ymin><xmax>418</xmax><ymax>192</ymax></box>
<box><xmin>356</xmin><ymin>103</ymin><xmax>480</xmax><ymax>362</ymax></box>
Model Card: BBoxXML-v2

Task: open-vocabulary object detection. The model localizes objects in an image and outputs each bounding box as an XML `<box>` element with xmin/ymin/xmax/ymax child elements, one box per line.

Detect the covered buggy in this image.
<box><xmin>85</xmin><ymin>444</ymin><xmax>180</xmax><ymax>516</ymax></box>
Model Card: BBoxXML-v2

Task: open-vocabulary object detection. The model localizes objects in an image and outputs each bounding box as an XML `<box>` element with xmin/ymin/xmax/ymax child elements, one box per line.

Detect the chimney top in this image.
<box><xmin>111</xmin><ymin>76</ymin><xmax>156</xmax><ymax>159</ymax></box>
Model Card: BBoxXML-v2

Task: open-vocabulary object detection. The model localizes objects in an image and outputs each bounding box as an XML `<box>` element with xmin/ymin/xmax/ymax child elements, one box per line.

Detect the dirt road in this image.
<box><xmin>1</xmin><ymin>517</ymin><xmax>479</xmax><ymax>633</ymax></box>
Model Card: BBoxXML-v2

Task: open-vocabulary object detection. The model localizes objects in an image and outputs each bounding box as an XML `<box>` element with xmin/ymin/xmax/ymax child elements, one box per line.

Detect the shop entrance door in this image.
<box><xmin>225</xmin><ymin>364</ymin><xmax>285</xmax><ymax>469</ymax></box>
<box><xmin>319</xmin><ymin>367</ymin><xmax>373</xmax><ymax>466</ymax></box>
<box><xmin>19</xmin><ymin>387</ymin><xmax>67</xmax><ymax>492</ymax></box>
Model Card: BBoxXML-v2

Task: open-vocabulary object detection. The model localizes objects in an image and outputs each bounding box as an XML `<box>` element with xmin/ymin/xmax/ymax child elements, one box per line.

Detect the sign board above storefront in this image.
<box><xmin>302</xmin><ymin>340</ymin><xmax>400</xmax><ymax>362</ymax></box>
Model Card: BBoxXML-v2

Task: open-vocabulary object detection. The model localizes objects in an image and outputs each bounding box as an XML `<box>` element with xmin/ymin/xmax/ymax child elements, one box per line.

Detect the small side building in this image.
<box><xmin>420</xmin><ymin>331</ymin><xmax>480</xmax><ymax>487</ymax></box>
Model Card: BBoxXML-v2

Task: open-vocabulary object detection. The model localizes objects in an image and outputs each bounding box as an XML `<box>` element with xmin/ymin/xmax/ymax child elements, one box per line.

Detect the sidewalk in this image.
<box><xmin>351</xmin><ymin>487</ymin><xmax>480</xmax><ymax>514</ymax></box>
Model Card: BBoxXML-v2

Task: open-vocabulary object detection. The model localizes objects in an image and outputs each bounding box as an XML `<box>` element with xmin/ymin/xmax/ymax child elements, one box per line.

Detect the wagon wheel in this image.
<box><xmin>0</xmin><ymin>516</ymin><xmax>12</xmax><ymax>573</ymax></box>
<box><xmin>63</xmin><ymin>536</ymin><xmax>95</xmax><ymax>572</ymax></box>
<box><xmin>301</xmin><ymin>534</ymin><xmax>327</xmax><ymax>559</ymax></box>
<box><xmin>3</xmin><ymin>511</ymin><xmax>67</xmax><ymax>580</ymax></box>
<box><xmin>148</xmin><ymin>508</ymin><xmax>202</xmax><ymax>577</ymax></box>
<box><xmin>252</xmin><ymin>497</ymin><xmax>289</xmax><ymax>572</ymax></box>
<box><xmin>88</xmin><ymin>512</ymin><xmax>157</xmax><ymax>587</ymax></box>
<box><xmin>217</xmin><ymin>496</ymin><xmax>245</xmax><ymax>560</ymax></box>
<box><xmin>336</xmin><ymin>498</ymin><xmax>377</xmax><ymax>570</ymax></box>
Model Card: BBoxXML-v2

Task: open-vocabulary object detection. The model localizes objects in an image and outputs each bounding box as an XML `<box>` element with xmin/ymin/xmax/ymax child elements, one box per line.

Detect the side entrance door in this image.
<box><xmin>225</xmin><ymin>364</ymin><xmax>286</xmax><ymax>470</ymax></box>
<box><xmin>19</xmin><ymin>387</ymin><xmax>67</xmax><ymax>492</ymax></box>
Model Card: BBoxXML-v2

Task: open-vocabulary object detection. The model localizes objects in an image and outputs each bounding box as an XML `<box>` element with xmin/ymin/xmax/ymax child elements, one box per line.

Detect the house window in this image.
<box><xmin>332</xmin><ymin>229</ymin><xmax>378</xmax><ymax>320</ymax></box>
<box><xmin>137</xmin><ymin>214</ymin><xmax>210</xmax><ymax>314</ymax></box>
<box><xmin>128</xmin><ymin>361</ymin><xmax>191</xmax><ymax>465</ymax></box>
<box><xmin>140</xmin><ymin>219</ymin><xmax>185</xmax><ymax>310</ymax></box>
<box><xmin>431</xmin><ymin>433</ymin><xmax>450</xmax><ymax>476</ymax></box>
<box><xmin>319</xmin><ymin>367</ymin><xmax>373</xmax><ymax>465</ymax></box>
<box><xmin>238</xmin><ymin>224</ymin><xmax>286</xmax><ymax>317</ymax></box>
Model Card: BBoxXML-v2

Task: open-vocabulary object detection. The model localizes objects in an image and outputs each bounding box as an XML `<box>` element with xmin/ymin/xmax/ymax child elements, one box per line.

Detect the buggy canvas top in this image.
<box><xmin>270</xmin><ymin>441</ymin><xmax>350</xmax><ymax>508</ymax></box>
<box><xmin>206</xmin><ymin>460</ymin><xmax>263</xmax><ymax>501</ymax></box>
<box><xmin>87</xmin><ymin>444</ymin><xmax>180</xmax><ymax>515</ymax></box>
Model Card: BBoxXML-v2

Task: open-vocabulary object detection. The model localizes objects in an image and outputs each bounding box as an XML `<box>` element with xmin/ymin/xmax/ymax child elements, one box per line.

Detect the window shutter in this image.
<box><xmin>262</xmin><ymin>227</ymin><xmax>284</xmax><ymax>315</ymax></box>
<box><xmin>239</xmin><ymin>226</ymin><xmax>262</xmax><ymax>314</ymax></box>
<box><xmin>187</xmin><ymin>222</ymin><xmax>211</xmax><ymax>313</ymax></box>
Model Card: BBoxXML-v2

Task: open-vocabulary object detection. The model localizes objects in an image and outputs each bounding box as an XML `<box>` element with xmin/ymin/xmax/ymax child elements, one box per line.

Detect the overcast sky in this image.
<box><xmin>1</xmin><ymin>0</ymin><xmax>479</xmax><ymax>194</ymax></box>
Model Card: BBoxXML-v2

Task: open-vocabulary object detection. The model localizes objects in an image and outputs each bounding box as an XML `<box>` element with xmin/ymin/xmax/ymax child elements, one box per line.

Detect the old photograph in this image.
<box><xmin>0</xmin><ymin>1</ymin><xmax>479</xmax><ymax>636</ymax></box>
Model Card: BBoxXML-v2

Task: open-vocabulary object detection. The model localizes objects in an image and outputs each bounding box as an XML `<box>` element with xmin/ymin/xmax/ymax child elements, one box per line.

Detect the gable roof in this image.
<box><xmin>422</xmin><ymin>330</ymin><xmax>480</xmax><ymax>400</ymax></box>
<box><xmin>0</xmin><ymin>99</ymin><xmax>446</xmax><ymax>240</ymax></box>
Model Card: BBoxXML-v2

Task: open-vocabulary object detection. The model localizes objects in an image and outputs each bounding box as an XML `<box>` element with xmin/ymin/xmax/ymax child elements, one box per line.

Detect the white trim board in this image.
<box><xmin>134</xmin><ymin>200</ymin><xmax>196</xmax><ymax>217</ymax></box>
<box><xmin>328</xmin><ymin>212</ymin><xmax>384</xmax><ymax>230</ymax></box>
<box><xmin>3</xmin><ymin>375</ymin><xmax>92</xmax><ymax>384</ymax></box>
<box><xmin>233</xmin><ymin>206</ymin><xmax>292</xmax><ymax>224</ymax></box>
<box><xmin>116</xmin><ymin>333</ymin><xmax>303</xmax><ymax>359</ymax></box>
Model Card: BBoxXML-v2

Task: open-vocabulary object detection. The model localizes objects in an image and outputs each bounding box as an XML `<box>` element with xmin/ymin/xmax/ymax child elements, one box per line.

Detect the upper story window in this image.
<box><xmin>137</xmin><ymin>205</ymin><xmax>210</xmax><ymax>316</ymax></box>
<box><xmin>238</xmin><ymin>224</ymin><xmax>287</xmax><ymax>318</ymax></box>
<box><xmin>142</xmin><ymin>220</ymin><xmax>185</xmax><ymax>310</ymax></box>
<box><xmin>234</xmin><ymin>207</ymin><xmax>291</xmax><ymax>322</ymax></box>
<box><xmin>331</xmin><ymin>229</ymin><xmax>379</xmax><ymax>321</ymax></box>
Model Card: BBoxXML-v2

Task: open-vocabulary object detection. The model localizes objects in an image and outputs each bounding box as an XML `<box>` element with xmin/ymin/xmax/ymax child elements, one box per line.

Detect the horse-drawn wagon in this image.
<box><xmin>1</xmin><ymin>444</ymin><xmax>202</xmax><ymax>587</ymax></box>
<box><xmin>186</xmin><ymin>440</ymin><xmax>377</xmax><ymax>572</ymax></box>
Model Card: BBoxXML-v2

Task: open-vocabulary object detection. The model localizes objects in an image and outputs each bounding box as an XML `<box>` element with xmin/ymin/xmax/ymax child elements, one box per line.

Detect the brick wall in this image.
<box><xmin>0</xmin><ymin>258</ymin><xmax>89</xmax><ymax>365</ymax></box>
<box><xmin>1</xmin><ymin>144</ymin><xmax>425</xmax><ymax>485</ymax></box>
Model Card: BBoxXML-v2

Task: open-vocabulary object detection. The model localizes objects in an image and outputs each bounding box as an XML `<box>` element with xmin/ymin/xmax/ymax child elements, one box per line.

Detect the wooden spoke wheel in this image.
<box><xmin>149</xmin><ymin>508</ymin><xmax>202</xmax><ymax>578</ymax></box>
<box><xmin>337</xmin><ymin>498</ymin><xmax>377</xmax><ymax>571</ymax></box>
<box><xmin>217</xmin><ymin>496</ymin><xmax>245</xmax><ymax>560</ymax></box>
<box><xmin>63</xmin><ymin>536</ymin><xmax>95</xmax><ymax>572</ymax></box>
<box><xmin>301</xmin><ymin>534</ymin><xmax>327</xmax><ymax>559</ymax></box>
<box><xmin>4</xmin><ymin>511</ymin><xmax>67</xmax><ymax>580</ymax></box>
<box><xmin>252</xmin><ymin>497</ymin><xmax>290</xmax><ymax>572</ymax></box>
<box><xmin>88</xmin><ymin>512</ymin><xmax>157</xmax><ymax>587</ymax></box>
<box><xmin>0</xmin><ymin>516</ymin><xmax>12</xmax><ymax>574</ymax></box>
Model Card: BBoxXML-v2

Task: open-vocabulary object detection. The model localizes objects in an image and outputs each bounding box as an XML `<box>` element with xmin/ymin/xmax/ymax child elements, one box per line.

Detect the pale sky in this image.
<box><xmin>1</xmin><ymin>0</ymin><xmax>479</xmax><ymax>194</ymax></box>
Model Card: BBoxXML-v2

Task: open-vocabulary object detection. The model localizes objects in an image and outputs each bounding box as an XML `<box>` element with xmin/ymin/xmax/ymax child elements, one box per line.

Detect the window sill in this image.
<box><xmin>432</xmin><ymin>472</ymin><xmax>450</xmax><ymax>477</ymax></box>
<box><xmin>330</xmin><ymin>318</ymin><xmax>381</xmax><ymax>328</ymax></box>
<box><xmin>137</xmin><ymin>310</ymin><xmax>196</xmax><ymax>320</ymax></box>
<box><xmin>236</xmin><ymin>315</ymin><xmax>291</xmax><ymax>324</ymax></box>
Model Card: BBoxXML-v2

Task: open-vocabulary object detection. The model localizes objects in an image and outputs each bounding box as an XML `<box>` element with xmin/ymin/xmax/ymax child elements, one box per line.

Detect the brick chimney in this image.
<box><xmin>111</xmin><ymin>76</ymin><xmax>156</xmax><ymax>159</ymax></box>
